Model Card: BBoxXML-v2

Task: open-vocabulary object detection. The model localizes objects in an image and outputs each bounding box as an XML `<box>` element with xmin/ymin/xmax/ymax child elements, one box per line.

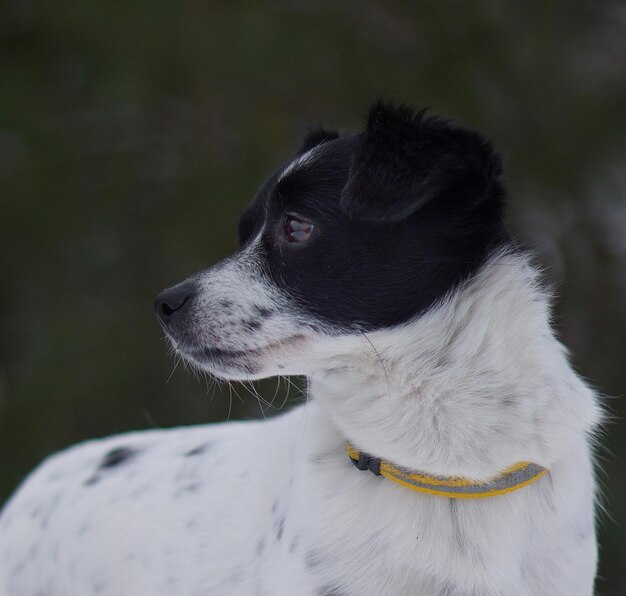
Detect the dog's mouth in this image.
<box><xmin>190</xmin><ymin>334</ymin><xmax>307</xmax><ymax>361</ymax></box>
<box><xmin>173</xmin><ymin>334</ymin><xmax>309</xmax><ymax>378</ymax></box>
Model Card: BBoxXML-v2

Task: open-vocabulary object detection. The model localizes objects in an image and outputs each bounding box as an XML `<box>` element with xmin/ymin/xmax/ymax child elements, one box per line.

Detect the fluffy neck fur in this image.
<box><xmin>308</xmin><ymin>250</ymin><xmax>600</xmax><ymax>481</ymax></box>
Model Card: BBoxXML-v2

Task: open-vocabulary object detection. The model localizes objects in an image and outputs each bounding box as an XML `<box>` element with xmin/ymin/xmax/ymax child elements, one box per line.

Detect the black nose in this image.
<box><xmin>154</xmin><ymin>283</ymin><xmax>193</xmax><ymax>330</ymax></box>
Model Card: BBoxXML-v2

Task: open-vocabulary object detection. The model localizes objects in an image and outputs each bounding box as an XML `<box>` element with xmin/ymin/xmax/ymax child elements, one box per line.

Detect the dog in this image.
<box><xmin>0</xmin><ymin>101</ymin><xmax>601</xmax><ymax>596</ymax></box>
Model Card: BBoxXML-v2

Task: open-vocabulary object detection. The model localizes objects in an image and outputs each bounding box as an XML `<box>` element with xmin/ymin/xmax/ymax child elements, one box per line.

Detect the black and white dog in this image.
<box><xmin>0</xmin><ymin>102</ymin><xmax>601</xmax><ymax>595</ymax></box>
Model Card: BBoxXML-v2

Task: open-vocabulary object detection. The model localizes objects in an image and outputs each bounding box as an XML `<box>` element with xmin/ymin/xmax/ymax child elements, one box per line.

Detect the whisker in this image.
<box><xmin>229</xmin><ymin>382</ymin><xmax>246</xmax><ymax>405</ymax></box>
<box><xmin>226</xmin><ymin>382</ymin><xmax>234</xmax><ymax>422</ymax></box>
<box><xmin>360</xmin><ymin>331</ymin><xmax>391</xmax><ymax>404</ymax></box>
<box><xmin>241</xmin><ymin>380</ymin><xmax>268</xmax><ymax>418</ymax></box>
<box><xmin>279</xmin><ymin>375</ymin><xmax>305</xmax><ymax>411</ymax></box>
<box><xmin>164</xmin><ymin>354</ymin><xmax>181</xmax><ymax>386</ymax></box>
<box><xmin>270</xmin><ymin>376</ymin><xmax>282</xmax><ymax>407</ymax></box>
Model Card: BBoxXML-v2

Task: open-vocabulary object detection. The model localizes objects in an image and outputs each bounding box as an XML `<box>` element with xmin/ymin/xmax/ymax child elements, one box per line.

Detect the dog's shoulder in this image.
<box><xmin>0</xmin><ymin>415</ymin><xmax>293</xmax><ymax>595</ymax></box>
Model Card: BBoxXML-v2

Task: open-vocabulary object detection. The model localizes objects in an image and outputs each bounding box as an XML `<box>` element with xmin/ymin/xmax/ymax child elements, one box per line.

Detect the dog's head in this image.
<box><xmin>155</xmin><ymin>101</ymin><xmax>507</xmax><ymax>380</ymax></box>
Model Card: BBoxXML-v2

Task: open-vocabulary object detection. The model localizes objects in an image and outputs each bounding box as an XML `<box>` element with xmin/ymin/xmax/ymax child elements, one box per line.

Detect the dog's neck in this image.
<box><xmin>307</xmin><ymin>251</ymin><xmax>600</xmax><ymax>480</ymax></box>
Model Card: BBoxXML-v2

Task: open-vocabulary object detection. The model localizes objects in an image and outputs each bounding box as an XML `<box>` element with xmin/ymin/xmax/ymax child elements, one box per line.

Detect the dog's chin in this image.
<box><xmin>184</xmin><ymin>354</ymin><xmax>266</xmax><ymax>381</ymax></box>
<box><xmin>173</xmin><ymin>334</ymin><xmax>310</xmax><ymax>382</ymax></box>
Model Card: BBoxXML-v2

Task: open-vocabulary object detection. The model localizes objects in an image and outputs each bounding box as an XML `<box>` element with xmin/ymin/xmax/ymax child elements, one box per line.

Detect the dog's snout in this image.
<box><xmin>154</xmin><ymin>283</ymin><xmax>193</xmax><ymax>330</ymax></box>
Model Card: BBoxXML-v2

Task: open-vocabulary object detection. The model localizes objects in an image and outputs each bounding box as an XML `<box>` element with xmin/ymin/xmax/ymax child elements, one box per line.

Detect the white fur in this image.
<box><xmin>277</xmin><ymin>146</ymin><xmax>324</xmax><ymax>183</ymax></box>
<box><xmin>0</xmin><ymin>251</ymin><xmax>601</xmax><ymax>596</ymax></box>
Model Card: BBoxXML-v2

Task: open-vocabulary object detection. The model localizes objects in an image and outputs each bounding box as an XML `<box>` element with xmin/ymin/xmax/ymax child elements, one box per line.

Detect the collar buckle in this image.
<box><xmin>351</xmin><ymin>451</ymin><xmax>382</xmax><ymax>476</ymax></box>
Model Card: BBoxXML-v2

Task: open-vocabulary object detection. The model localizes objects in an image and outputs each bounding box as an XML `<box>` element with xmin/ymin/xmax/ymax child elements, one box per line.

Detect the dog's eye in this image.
<box><xmin>285</xmin><ymin>216</ymin><xmax>314</xmax><ymax>243</ymax></box>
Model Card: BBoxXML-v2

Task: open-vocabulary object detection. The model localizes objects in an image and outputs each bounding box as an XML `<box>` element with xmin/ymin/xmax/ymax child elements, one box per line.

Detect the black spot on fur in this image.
<box><xmin>242</xmin><ymin>318</ymin><xmax>262</xmax><ymax>331</ymax></box>
<box><xmin>219</xmin><ymin>299</ymin><xmax>233</xmax><ymax>309</ymax></box>
<box><xmin>318</xmin><ymin>586</ymin><xmax>347</xmax><ymax>596</ymax></box>
<box><xmin>98</xmin><ymin>446</ymin><xmax>137</xmax><ymax>470</ymax></box>
<box><xmin>253</xmin><ymin>305</ymin><xmax>274</xmax><ymax>318</ymax></box>
<box><xmin>501</xmin><ymin>395</ymin><xmax>517</xmax><ymax>408</ymax></box>
<box><xmin>184</xmin><ymin>443</ymin><xmax>212</xmax><ymax>457</ymax></box>
<box><xmin>305</xmin><ymin>549</ymin><xmax>322</xmax><ymax>570</ymax></box>
<box><xmin>276</xmin><ymin>517</ymin><xmax>285</xmax><ymax>540</ymax></box>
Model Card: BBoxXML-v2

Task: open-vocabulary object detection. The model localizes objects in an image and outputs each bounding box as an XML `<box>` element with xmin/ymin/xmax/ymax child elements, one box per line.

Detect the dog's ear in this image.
<box><xmin>297</xmin><ymin>127</ymin><xmax>339</xmax><ymax>155</ymax></box>
<box><xmin>340</xmin><ymin>101</ymin><xmax>503</xmax><ymax>222</ymax></box>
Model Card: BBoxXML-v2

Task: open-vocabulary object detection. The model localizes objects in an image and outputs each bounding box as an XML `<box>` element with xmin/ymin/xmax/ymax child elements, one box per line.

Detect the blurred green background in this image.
<box><xmin>1</xmin><ymin>1</ymin><xmax>624</xmax><ymax>592</ymax></box>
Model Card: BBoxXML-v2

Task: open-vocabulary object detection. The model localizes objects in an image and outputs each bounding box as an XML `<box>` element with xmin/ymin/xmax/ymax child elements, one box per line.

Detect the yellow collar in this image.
<box><xmin>346</xmin><ymin>442</ymin><xmax>547</xmax><ymax>499</ymax></box>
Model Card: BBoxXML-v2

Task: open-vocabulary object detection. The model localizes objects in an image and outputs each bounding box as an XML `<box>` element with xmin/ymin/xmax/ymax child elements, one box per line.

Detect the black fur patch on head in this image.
<box><xmin>237</xmin><ymin>100</ymin><xmax>508</xmax><ymax>331</ymax></box>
